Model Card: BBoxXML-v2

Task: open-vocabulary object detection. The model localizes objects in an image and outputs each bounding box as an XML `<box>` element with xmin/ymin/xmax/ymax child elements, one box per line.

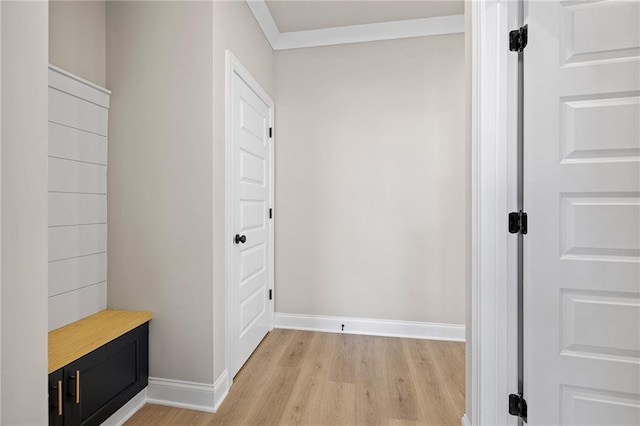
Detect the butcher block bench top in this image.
<box><xmin>48</xmin><ymin>309</ymin><xmax>153</xmax><ymax>374</ymax></box>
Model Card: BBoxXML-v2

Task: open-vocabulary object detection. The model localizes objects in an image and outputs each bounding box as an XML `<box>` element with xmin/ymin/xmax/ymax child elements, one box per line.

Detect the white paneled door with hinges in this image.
<box><xmin>228</xmin><ymin>54</ymin><xmax>275</xmax><ymax>378</ymax></box>
<box><xmin>524</xmin><ymin>1</ymin><xmax>640</xmax><ymax>424</ymax></box>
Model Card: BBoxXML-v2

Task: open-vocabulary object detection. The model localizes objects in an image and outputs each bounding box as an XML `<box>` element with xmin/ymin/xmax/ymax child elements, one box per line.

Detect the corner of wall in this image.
<box><xmin>105</xmin><ymin>0</ymin><xmax>215</xmax><ymax>387</ymax></box>
<box><xmin>144</xmin><ymin>369</ymin><xmax>229</xmax><ymax>414</ymax></box>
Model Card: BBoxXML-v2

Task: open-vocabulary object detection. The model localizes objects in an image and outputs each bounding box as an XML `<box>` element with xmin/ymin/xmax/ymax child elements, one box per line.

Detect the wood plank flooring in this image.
<box><xmin>126</xmin><ymin>329</ymin><xmax>465</xmax><ymax>425</ymax></box>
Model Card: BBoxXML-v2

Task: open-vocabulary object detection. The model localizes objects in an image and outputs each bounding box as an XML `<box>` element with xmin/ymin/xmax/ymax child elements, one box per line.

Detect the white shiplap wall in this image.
<box><xmin>48</xmin><ymin>65</ymin><xmax>110</xmax><ymax>331</ymax></box>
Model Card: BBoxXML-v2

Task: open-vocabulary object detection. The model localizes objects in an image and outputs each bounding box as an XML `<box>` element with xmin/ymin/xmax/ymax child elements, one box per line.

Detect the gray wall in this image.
<box><xmin>49</xmin><ymin>0</ymin><xmax>106</xmax><ymax>86</ymax></box>
<box><xmin>1</xmin><ymin>1</ymin><xmax>49</xmax><ymax>423</ymax></box>
<box><xmin>212</xmin><ymin>0</ymin><xmax>274</xmax><ymax>380</ymax></box>
<box><xmin>106</xmin><ymin>1</ymin><xmax>215</xmax><ymax>384</ymax></box>
<box><xmin>274</xmin><ymin>35</ymin><xmax>467</xmax><ymax>325</ymax></box>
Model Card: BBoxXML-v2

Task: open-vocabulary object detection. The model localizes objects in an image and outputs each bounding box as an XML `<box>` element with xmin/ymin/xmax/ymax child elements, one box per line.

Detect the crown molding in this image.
<box><xmin>246</xmin><ymin>0</ymin><xmax>464</xmax><ymax>51</ymax></box>
<box><xmin>246</xmin><ymin>0</ymin><xmax>280</xmax><ymax>48</ymax></box>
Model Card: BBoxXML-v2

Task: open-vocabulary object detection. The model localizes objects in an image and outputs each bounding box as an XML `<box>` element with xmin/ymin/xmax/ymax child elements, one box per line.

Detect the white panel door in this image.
<box><xmin>525</xmin><ymin>1</ymin><xmax>640</xmax><ymax>424</ymax></box>
<box><xmin>230</xmin><ymin>68</ymin><xmax>274</xmax><ymax>377</ymax></box>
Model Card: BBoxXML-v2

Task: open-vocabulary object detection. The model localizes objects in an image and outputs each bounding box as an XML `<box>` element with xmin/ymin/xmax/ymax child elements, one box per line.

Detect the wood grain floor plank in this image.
<box><xmin>354</xmin><ymin>334</ymin><xmax>387</xmax><ymax>425</ymax></box>
<box><xmin>429</xmin><ymin>341</ymin><xmax>466</xmax><ymax>422</ymax></box>
<box><xmin>242</xmin><ymin>366</ymin><xmax>301</xmax><ymax>425</ymax></box>
<box><xmin>386</xmin><ymin>419</ymin><xmax>430</xmax><ymax>426</ymax></box>
<box><xmin>127</xmin><ymin>404</ymin><xmax>180</xmax><ymax>424</ymax></box>
<box><xmin>318</xmin><ymin>381</ymin><xmax>356</xmax><ymax>425</ymax></box>
<box><xmin>213</xmin><ymin>329</ymin><xmax>295</xmax><ymax>425</ymax></box>
<box><xmin>278</xmin><ymin>330</ymin><xmax>311</xmax><ymax>369</ymax></box>
<box><xmin>328</xmin><ymin>333</ymin><xmax>357</xmax><ymax>384</ymax></box>
<box><xmin>169</xmin><ymin>406</ymin><xmax>215</xmax><ymax>426</ymax></box>
<box><xmin>125</xmin><ymin>330</ymin><xmax>465</xmax><ymax>426</ymax></box>
<box><xmin>280</xmin><ymin>332</ymin><xmax>332</xmax><ymax>425</ymax></box>
<box><xmin>382</xmin><ymin>337</ymin><xmax>424</xmax><ymax>422</ymax></box>
<box><xmin>403</xmin><ymin>338</ymin><xmax>464</xmax><ymax>425</ymax></box>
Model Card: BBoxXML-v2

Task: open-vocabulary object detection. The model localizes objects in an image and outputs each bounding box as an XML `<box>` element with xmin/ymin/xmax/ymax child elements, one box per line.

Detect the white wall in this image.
<box><xmin>49</xmin><ymin>0</ymin><xmax>106</xmax><ymax>86</ymax></box>
<box><xmin>274</xmin><ymin>34</ymin><xmax>466</xmax><ymax>325</ymax></box>
<box><xmin>464</xmin><ymin>1</ymin><xmax>472</xmax><ymax>419</ymax></box>
<box><xmin>212</xmin><ymin>0</ymin><xmax>274</xmax><ymax>381</ymax></box>
<box><xmin>106</xmin><ymin>0</ymin><xmax>215</xmax><ymax>384</ymax></box>
<box><xmin>1</xmin><ymin>1</ymin><xmax>49</xmax><ymax>424</ymax></box>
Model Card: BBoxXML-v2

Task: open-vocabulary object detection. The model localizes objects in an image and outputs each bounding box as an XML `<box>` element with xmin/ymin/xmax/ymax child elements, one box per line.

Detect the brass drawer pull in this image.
<box><xmin>57</xmin><ymin>380</ymin><xmax>63</xmax><ymax>416</ymax></box>
<box><xmin>75</xmin><ymin>370</ymin><xmax>80</xmax><ymax>404</ymax></box>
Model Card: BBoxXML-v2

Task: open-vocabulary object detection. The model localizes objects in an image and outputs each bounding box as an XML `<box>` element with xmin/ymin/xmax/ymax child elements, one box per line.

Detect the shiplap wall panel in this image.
<box><xmin>49</xmin><ymin>122</ymin><xmax>107</xmax><ymax>165</ymax></box>
<box><xmin>48</xmin><ymin>282</ymin><xmax>107</xmax><ymax>331</ymax></box>
<box><xmin>49</xmin><ymin>193</ymin><xmax>107</xmax><ymax>226</ymax></box>
<box><xmin>49</xmin><ymin>224</ymin><xmax>107</xmax><ymax>262</ymax></box>
<box><xmin>48</xmin><ymin>157</ymin><xmax>107</xmax><ymax>194</ymax></box>
<box><xmin>48</xmin><ymin>65</ymin><xmax>110</xmax><ymax>108</ymax></box>
<box><xmin>48</xmin><ymin>88</ymin><xmax>108</xmax><ymax>136</ymax></box>
<box><xmin>48</xmin><ymin>66</ymin><xmax>110</xmax><ymax>331</ymax></box>
<box><xmin>49</xmin><ymin>253</ymin><xmax>107</xmax><ymax>297</ymax></box>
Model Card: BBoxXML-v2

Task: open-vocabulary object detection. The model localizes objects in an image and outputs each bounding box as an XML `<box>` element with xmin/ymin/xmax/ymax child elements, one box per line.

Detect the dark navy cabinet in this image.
<box><xmin>48</xmin><ymin>323</ymin><xmax>149</xmax><ymax>426</ymax></box>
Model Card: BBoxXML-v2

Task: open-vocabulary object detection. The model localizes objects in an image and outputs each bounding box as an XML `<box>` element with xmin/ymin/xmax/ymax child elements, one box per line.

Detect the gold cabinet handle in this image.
<box><xmin>57</xmin><ymin>380</ymin><xmax>63</xmax><ymax>416</ymax></box>
<box><xmin>75</xmin><ymin>370</ymin><xmax>80</xmax><ymax>404</ymax></box>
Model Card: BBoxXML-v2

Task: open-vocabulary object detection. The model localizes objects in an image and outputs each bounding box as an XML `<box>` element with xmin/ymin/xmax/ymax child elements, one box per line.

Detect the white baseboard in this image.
<box><xmin>100</xmin><ymin>388</ymin><xmax>147</xmax><ymax>426</ymax></box>
<box><xmin>101</xmin><ymin>372</ymin><xmax>230</xmax><ymax>424</ymax></box>
<box><xmin>462</xmin><ymin>413</ymin><xmax>471</xmax><ymax>426</ymax></box>
<box><xmin>146</xmin><ymin>377</ymin><xmax>216</xmax><ymax>413</ymax></box>
<box><xmin>275</xmin><ymin>313</ymin><xmax>465</xmax><ymax>342</ymax></box>
<box><xmin>213</xmin><ymin>370</ymin><xmax>230</xmax><ymax>412</ymax></box>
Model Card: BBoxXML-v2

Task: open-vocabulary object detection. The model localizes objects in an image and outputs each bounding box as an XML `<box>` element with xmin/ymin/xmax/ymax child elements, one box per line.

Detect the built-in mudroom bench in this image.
<box><xmin>48</xmin><ymin>310</ymin><xmax>152</xmax><ymax>426</ymax></box>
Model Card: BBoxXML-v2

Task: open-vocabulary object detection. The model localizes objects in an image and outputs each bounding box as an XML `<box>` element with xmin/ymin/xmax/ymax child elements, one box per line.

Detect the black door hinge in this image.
<box><xmin>509</xmin><ymin>393</ymin><xmax>528</xmax><ymax>421</ymax></box>
<box><xmin>509</xmin><ymin>211</ymin><xmax>528</xmax><ymax>234</ymax></box>
<box><xmin>509</xmin><ymin>25</ymin><xmax>528</xmax><ymax>52</ymax></box>
<box><xmin>269</xmin><ymin>127</ymin><xmax>273</xmax><ymax>138</ymax></box>
<box><xmin>269</xmin><ymin>208</ymin><xmax>273</xmax><ymax>219</ymax></box>
<box><xmin>269</xmin><ymin>289</ymin><xmax>273</xmax><ymax>300</ymax></box>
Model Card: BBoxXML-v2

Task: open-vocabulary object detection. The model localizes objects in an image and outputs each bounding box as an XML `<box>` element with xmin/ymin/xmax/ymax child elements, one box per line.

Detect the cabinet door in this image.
<box><xmin>65</xmin><ymin>323</ymin><xmax>149</xmax><ymax>426</ymax></box>
<box><xmin>48</xmin><ymin>369</ymin><xmax>65</xmax><ymax>426</ymax></box>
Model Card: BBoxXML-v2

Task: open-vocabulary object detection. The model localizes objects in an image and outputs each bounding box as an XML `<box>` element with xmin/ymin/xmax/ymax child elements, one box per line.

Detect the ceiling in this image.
<box><xmin>265</xmin><ymin>0</ymin><xmax>464</xmax><ymax>33</ymax></box>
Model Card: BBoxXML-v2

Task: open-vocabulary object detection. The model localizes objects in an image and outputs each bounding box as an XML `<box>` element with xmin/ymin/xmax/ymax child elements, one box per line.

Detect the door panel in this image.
<box><xmin>525</xmin><ymin>1</ymin><xmax>640</xmax><ymax>424</ymax></box>
<box><xmin>231</xmin><ymin>69</ymin><xmax>273</xmax><ymax>377</ymax></box>
<box><xmin>560</xmin><ymin>96</ymin><xmax>639</xmax><ymax>163</ymax></box>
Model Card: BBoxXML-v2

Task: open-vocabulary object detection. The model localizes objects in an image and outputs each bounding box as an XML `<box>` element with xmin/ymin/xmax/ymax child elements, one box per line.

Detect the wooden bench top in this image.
<box><xmin>48</xmin><ymin>309</ymin><xmax>153</xmax><ymax>374</ymax></box>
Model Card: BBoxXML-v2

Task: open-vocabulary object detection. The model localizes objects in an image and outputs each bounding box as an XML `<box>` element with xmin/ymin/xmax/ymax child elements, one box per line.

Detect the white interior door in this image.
<box><xmin>525</xmin><ymin>1</ymin><xmax>640</xmax><ymax>424</ymax></box>
<box><xmin>229</xmin><ymin>59</ymin><xmax>274</xmax><ymax>378</ymax></box>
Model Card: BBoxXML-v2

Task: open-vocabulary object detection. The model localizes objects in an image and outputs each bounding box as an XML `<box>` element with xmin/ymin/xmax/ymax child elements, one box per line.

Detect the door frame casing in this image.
<box><xmin>224</xmin><ymin>49</ymin><xmax>275</xmax><ymax>382</ymax></box>
<box><xmin>467</xmin><ymin>1</ymin><xmax>519</xmax><ymax>425</ymax></box>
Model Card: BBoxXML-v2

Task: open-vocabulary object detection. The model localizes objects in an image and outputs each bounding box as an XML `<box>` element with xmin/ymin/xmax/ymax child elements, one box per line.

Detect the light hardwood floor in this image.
<box><xmin>126</xmin><ymin>329</ymin><xmax>465</xmax><ymax>425</ymax></box>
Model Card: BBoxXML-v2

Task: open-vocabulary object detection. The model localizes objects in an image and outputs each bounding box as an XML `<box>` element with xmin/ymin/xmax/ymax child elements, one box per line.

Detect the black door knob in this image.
<box><xmin>234</xmin><ymin>234</ymin><xmax>247</xmax><ymax>244</ymax></box>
